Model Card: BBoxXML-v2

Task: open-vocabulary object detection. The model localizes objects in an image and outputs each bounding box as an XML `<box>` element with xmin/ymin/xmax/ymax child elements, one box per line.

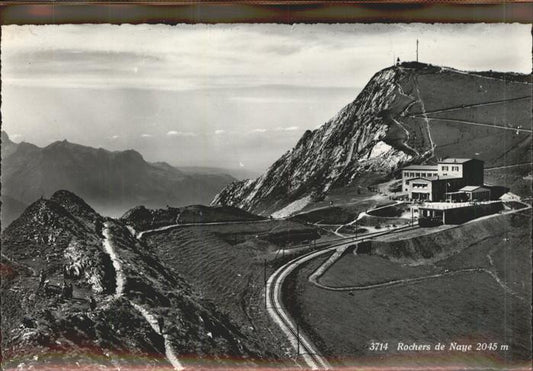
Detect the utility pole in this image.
<box><xmin>416</xmin><ymin>39</ymin><xmax>419</xmax><ymax>62</ymax></box>
<box><xmin>297</xmin><ymin>322</ymin><xmax>300</xmax><ymax>356</ymax></box>
<box><xmin>264</xmin><ymin>259</ymin><xmax>267</xmax><ymax>310</ymax></box>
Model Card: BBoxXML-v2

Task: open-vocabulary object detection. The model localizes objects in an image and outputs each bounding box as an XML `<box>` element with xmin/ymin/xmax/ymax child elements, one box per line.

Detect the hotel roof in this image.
<box><xmin>409</xmin><ymin>176</ymin><xmax>462</xmax><ymax>182</ymax></box>
<box><xmin>402</xmin><ymin>164</ymin><xmax>438</xmax><ymax>170</ymax></box>
<box><xmin>460</xmin><ymin>185</ymin><xmax>489</xmax><ymax>192</ymax></box>
<box><xmin>420</xmin><ymin>200</ymin><xmax>499</xmax><ymax>210</ymax></box>
<box><xmin>438</xmin><ymin>158</ymin><xmax>478</xmax><ymax>164</ymax></box>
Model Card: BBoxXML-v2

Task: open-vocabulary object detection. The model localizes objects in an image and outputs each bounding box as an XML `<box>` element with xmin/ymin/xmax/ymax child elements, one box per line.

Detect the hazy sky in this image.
<box><xmin>1</xmin><ymin>23</ymin><xmax>530</xmax><ymax>171</ymax></box>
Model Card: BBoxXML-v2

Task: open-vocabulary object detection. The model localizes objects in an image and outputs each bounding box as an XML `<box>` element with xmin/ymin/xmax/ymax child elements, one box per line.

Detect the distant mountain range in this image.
<box><xmin>213</xmin><ymin>62</ymin><xmax>532</xmax><ymax>216</ymax></box>
<box><xmin>1</xmin><ymin>131</ymin><xmax>237</xmax><ymax>228</ymax></box>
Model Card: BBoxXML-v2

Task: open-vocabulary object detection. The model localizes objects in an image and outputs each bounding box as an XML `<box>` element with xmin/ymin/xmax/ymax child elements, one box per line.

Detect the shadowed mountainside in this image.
<box><xmin>1</xmin><ymin>132</ymin><xmax>236</xmax><ymax>228</ymax></box>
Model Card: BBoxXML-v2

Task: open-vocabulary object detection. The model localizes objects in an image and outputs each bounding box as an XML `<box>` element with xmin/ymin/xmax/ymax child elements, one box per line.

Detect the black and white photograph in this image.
<box><xmin>1</xmin><ymin>12</ymin><xmax>532</xmax><ymax>371</ymax></box>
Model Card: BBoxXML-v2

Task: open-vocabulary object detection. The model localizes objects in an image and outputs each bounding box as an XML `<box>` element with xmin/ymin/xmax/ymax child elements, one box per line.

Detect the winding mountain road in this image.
<box><xmin>265</xmin><ymin>225</ymin><xmax>417</xmax><ymax>369</ymax></box>
<box><xmin>408</xmin><ymin>95</ymin><xmax>531</xmax><ymax>117</ymax></box>
<box><xmin>135</xmin><ymin>219</ymin><xmax>270</xmax><ymax>239</ymax></box>
<box><xmin>309</xmin><ymin>248</ymin><xmax>526</xmax><ymax>302</ymax></box>
<box><xmin>307</xmin><ymin>209</ymin><xmax>531</xmax><ymax>299</ymax></box>
<box><xmin>311</xmin><ymin>265</ymin><xmax>487</xmax><ymax>292</ymax></box>
<box><xmin>424</xmin><ymin>117</ymin><xmax>532</xmax><ymax>133</ymax></box>
<box><xmin>405</xmin><ymin>93</ymin><xmax>532</xmax><ymax>134</ymax></box>
<box><xmin>485</xmin><ymin>162</ymin><xmax>532</xmax><ymax>171</ymax></box>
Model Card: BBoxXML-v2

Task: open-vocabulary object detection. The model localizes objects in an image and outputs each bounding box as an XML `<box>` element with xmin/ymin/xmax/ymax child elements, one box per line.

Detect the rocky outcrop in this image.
<box><xmin>212</xmin><ymin>65</ymin><xmax>430</xmax><ymax>215</ymax></box>
<box><xmin>212</xmin><ymin>62</ymin><xmax>531</xmax><ymax>216</ymax></box>
<box><xmin>0</xmin><ymin>191</ymin><xmax>271</xmax><ymax>369</ymax></box>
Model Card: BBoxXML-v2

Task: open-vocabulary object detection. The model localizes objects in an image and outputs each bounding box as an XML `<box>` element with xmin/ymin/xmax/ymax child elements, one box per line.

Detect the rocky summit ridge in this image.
<box><xmin>212</xmin><ymin>62</ymin><xmax>531</xmax><ymax>216</ymax></box>
<box><xmin>1</xmin><ymin>190</ymin><xmax>272</xmax><ymax>369</ymax></box>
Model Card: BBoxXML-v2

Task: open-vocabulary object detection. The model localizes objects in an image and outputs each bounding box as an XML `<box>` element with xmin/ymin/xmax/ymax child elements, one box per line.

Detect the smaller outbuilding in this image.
<box><xmin>445</xmin><ymin>185</ymin><xmax>491</xmax><ymax>202</ymax></box>
<box><xmin>500</xmin><ymin>192</ymin><xmax>521</xmax><ymax>201</ymax></box>
<box><xmin>459</xmin><ymin>186</ymin><xmax>491</xmax><ymax>201</ymax></box>
<box><xmin>418</xmin><ymin>201</ymin><xmax>503</xmax><ymax>226</ymax></box>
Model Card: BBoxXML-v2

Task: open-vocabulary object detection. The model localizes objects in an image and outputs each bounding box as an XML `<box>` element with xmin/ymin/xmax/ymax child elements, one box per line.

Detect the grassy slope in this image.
<box><xmin>429</xmin><ymin>99</ymin><xmax>530</xmax><ymax>129</ymax></box>
<box><xmin>121</xmin><ymin>205</ymin><xmax>265</xmax><ymax>232</ymax></box>
<box><xmin>435</xmin><ymin>213</ymin><xmax>532</xmax><ymax>299</ymax></box>
<box><xmin>144</xmin><ymin>227</ymin><xmax>257</xmax><ymax>322</ymax></box>
<box><xmin>286</xmin><ymin>213</ymin><xmax>531</xmax><ymax>367</ymax></box>
<box><xmin>372</xmin><ymin>212</ymin><xmax>521</xmax><ymax>263</ymax></box>
<box><xmin>289</xmin><ymin>206</ymin><xmax>359</xmax><ymax>225</ymax></box>
<box><xmin>161</xmin><ymin>219</ymin><xmax>315</xmax><ymax>243</ymax></box>
<box><xmin>407</xmin><ymin>70</ymin><xmax>532</xmax><ymax>168</ymax></box>
<box><xmin>428</xmin><ymin>121</ymin><xmax>530</xmax><ymax>167</ymax></box>
<box><xmin>320</xmin><ymin>254</ymin><xmax>435</xmax><ymax>287</ymax></box>
<box><xmin>484</xmin><ymin>165</ymin><xmax>532</xmax><ymax>199</ymax></box>
<box><xmin>415</xmin><ymin>70</ymin><xmax>530</xmax><ymax>112</ymax></box>
<box><xmin>143</xmin><ymin>223</ymin><xmax>299</xmax><ymax>365</ymax></box>
<box><xmin>292</xmin><ymin>192</ymin><xmax>390</xmax><ymax>225</ymax></box>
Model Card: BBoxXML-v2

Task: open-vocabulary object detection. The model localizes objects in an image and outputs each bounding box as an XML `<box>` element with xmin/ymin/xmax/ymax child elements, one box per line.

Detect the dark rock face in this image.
<box><xmin>1</xmin><ymin>191</ymin><xmax>271</xmax><ymax>369</ymax></box>
<box><xmin>212</xmin><ymin>66</ymin><xmax>419</xmax><ymax>215</ymax></box>
<box><xmin>212</xmin><ymin>63</ymin><xmax>531</xmax><ymax>215</ymax></box>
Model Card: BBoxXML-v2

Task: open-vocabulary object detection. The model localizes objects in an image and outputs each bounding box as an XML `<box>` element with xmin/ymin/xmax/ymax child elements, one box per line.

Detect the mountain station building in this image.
<box><xmin>402</xmin><ymin>158</ymin><xmax>486</xmax><ymax>202</ymax></box>
<box><xmin>418</xmin><ymin>201</ymin><xmax>503</xmax><ymax>226</ymax></box>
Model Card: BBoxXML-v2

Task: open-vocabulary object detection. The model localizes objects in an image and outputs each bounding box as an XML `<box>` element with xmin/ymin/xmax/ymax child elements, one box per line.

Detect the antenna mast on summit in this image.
<box><xmin>416</xmin><ymin>39</ymin><xmax>419</xmax><ymax>62</ymax></box>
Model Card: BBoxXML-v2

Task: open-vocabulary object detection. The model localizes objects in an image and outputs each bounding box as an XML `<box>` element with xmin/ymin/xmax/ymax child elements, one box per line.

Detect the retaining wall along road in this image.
<box><xmin>371</xmin><ymin>211</ymin><xmax>527</xmax><ymax>263</ymax></box>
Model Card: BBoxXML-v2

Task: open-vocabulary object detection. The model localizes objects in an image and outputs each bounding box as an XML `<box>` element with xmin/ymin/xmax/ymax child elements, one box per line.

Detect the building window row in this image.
<box><xmin>403</xmin><ymin>171</ymin><xmax>439</xmax><ymax>178</ymax></box>
<box><xmin>412</xmin><ymin>183</ymin><xmax>428</xmax><ymax>189</ymax></box>
<box><xmin>441</xmin><ymin>165</ymin><xmax>460</xmax><ymax>172</ymax></box>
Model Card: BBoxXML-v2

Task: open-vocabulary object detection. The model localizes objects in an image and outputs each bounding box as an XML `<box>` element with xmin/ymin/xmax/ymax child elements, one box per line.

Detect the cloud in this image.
<box><xmin>275</xmin><ymin>126</ymin><xmax>299</xmax><ymax>131</ymax></box>
<box><xmin>250</xmin><ymin>128</ymin><xmax>267</xmax><ymax>133</ymax></box>
<box><xmin>214</xmin><ymin>129</ymin><xmax>225</xmax><ymax>135</ymax></box>
<box><xmin>2</xmin><ymin>24</ymin><xmax>530</xmax><ymax>93</ymax></box>
<box><xmin>111</xmin><ymin>135</ymin><xmax>119</xmax><ymax>140</ymax></box>
<box><xmin>167</xmin><ymin>130</ymin><xmax>196</xmax><ymax>137</ymax></box>
<box><xmin>229</xmin><ymin>96</ymin><xmax>309</xmax><ymax>104</ymax></box>
<box><xmin>140</xmin><ymin>133</ymin><xmax>153</xmax><ymax>138</ymax></box>
<box><xmin>10</xmin><ymin>133</ymin><xmax>22</xmax><ymax>139</ymax></box>
<box><xmin>239</xmin><ymin>161</ymin><xmax>245</xmax><ymax>168</ymax></box>
<box><xmin>8</xmin><ymin>49</ymin><xmax>161</xmax><ymax>69</ymax></box>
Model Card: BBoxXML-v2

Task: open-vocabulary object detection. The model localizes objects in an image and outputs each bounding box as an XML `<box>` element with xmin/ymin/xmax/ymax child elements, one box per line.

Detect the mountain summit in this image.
<box><xmin>1</xmin><ymin>190</ymin><xmax>270</xmax><ymax>368</ymax></box>
<box><xmin>212</xmin><ymin>63</ymin><xmax>531</xmax><ymax>216</ymax></box>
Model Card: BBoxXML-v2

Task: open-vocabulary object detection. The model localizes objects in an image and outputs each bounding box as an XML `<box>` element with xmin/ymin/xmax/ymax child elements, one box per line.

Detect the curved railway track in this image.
<box><xmin>265</xmin><ymin>225</ymin><xmax>419</xmax><ymax>369</ymax></box>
